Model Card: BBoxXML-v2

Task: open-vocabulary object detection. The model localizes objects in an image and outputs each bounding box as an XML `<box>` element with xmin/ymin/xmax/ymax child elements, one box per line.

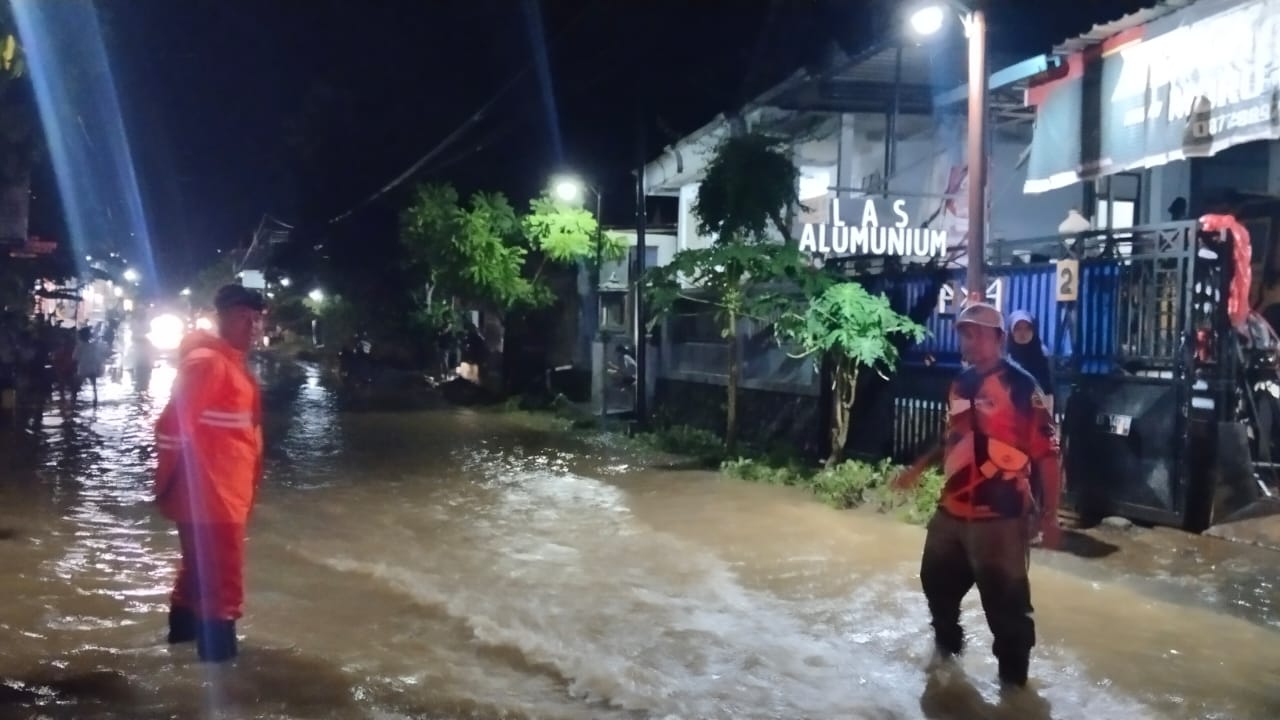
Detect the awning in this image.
<box><xmin>1024</xmin><ymin>0</ymin><xmax>1280</xmax><ymax>193</ymax></box>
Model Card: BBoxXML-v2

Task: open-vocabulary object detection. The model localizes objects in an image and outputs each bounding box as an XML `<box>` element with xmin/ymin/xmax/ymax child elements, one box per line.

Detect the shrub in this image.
<box><xmin>810</xmin><ymin>459</ymin><xmax>896</xmax><ymax>509</ymax></box>
<box><xmin>722</xmin><ymin>455</ymin><xmax>945</xmax><ymax>526</ymax></box>
<box><xmin>721</xmin><ymin>457</ymin><xmax>810</xmax><ymax>486</ymax></box>
<box><xmin>878</xmin><ymin>466</ymin><xmax>946</xmax><ymax>525</ymax></box>
<box><xmin>638</xmin><ymin>425</ymin><xmax>726</xmax><ymax>464</ymax></box>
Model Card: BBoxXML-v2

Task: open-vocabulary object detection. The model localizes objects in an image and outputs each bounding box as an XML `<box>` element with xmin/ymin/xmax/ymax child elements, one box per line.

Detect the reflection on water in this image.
<box><xmin>1</xmin><ymin>360</ymin><xmax>1280</xmax><ymax>719</ymax></box>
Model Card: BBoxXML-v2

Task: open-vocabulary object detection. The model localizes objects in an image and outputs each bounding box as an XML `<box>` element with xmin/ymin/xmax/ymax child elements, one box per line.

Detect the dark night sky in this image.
<box><xmin>30</xmin><ymin>0</ymin><xmax>1154</xmax><ymax>290</ymax></box>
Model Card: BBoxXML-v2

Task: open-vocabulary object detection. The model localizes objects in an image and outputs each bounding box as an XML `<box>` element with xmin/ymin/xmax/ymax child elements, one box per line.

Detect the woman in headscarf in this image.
<box><xmin>1007</xmin><ymin>310</ymin><xmax>1054</xmax><ymax>412</ymax></box>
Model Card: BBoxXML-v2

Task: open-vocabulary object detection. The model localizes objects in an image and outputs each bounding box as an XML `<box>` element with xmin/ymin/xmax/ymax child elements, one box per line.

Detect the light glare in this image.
<box><xmin>910</xmin><ymin>5</ymin><xmax>946</xmax><ymax>35</ymax></box>
<box><xmin>554</xmin><ymin>178</ymin><xmax>582</xmax><ymax>203</ymax></box>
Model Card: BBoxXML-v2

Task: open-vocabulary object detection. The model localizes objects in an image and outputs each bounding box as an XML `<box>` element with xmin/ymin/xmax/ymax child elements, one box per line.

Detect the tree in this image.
<box><xmin>185</xmin><ymin>254</ymin><xmax>237</xmax><ymax>311</ymax></box>
<box><xmin>399</xmin><ymin>183</ymin><xmax>624</xmax><ymax>388</ymax></box>
<box><xmin>644</xmin><ymin>132</ymin><xmax>820</xmax><ymax>453</ymax></box>
<box><xmin>400</xmin><ymin>184</ymin><xmax>530</xmax><ymax>331</ymax></box>
<box><xmin>694</xmin><ymin>132</ymin><xmax>801</xmax><ymax>246</ymax></box>
<box><xmin>647</xmin><ymin>243</ymin><xmax>827</xmax><ymax>452</ymax></box>
<box><xmin>777</xmin><ymin>282</ymin><xmax>927</xmax><ymax>468</ymax></box>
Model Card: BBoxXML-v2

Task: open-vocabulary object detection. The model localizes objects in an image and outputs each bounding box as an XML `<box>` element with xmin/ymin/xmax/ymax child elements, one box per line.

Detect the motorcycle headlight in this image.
<box><xmin>147</xmin><ymin>314</ymin><xmax>185</xmax><ymax>351</ymax></box>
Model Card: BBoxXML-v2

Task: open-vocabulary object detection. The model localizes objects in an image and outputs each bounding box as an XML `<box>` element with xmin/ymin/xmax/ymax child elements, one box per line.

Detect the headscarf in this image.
<box><xmin>1007</xmin><ymin>310</ymin><xmax>1054</xmax><ymax>395</ymax></box>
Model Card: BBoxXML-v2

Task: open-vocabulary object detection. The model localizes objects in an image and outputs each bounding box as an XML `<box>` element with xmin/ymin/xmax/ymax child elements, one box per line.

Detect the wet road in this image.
<box><xmin>1</xmin><ymin>360</ymin><xmax>1279</xmax><ymax>719</ymax></box>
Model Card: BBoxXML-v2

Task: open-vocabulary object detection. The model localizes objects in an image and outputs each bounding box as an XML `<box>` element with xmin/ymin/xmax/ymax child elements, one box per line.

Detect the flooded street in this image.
<box><xmin>1</xmin><ymin>362</ymin><xmax>1279</xmax><ymax>720</ymax></box>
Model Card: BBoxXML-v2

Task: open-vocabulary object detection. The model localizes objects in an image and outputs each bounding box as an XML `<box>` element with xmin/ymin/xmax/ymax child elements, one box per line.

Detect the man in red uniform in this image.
<box><xmin>154</xmin><ymin>284</ymin><xmax>265</xmax><ymax>662</ymax></box>
<box><xmin>896</xmin><ymin>302</ymin><xmax>1061</xmax><ymax>688</ymax></box>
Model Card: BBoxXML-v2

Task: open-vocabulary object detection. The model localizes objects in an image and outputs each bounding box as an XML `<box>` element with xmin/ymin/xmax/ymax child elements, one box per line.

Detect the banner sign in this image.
<box><xmin>1025</xmin><ymin>0</ymin><xmax>1280</xmax><ymax>193</ymax></box>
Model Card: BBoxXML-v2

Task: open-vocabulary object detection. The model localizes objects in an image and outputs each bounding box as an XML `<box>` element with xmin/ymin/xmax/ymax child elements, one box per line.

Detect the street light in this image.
<box><xmin>550</xmin><ymin>173</ymin><xmax>608</xmax><ymax>427</ymax></box>
<box><xmin>553</xmin><ymin>177</ymin><xmax>583</xmax><ymax>204</ymax></box>
<box><xmin>309</xmin><ymin>288</ymin><xmax>324</xmax><ymax>303</ymax></box>
<box><xmin>123</xmin><ymin>268</ymin><xmax>140</xmax><ymax>283</ymax></box>
<box><xmin>909</xmin><ymin>4</ymin><xmax>946</xmax><ymax>35</ymax></box>
<box><xmin>911</xmin><ymin>0</ymin><xmax>988</xmax><ymax>305</ymax></box>
<box><xmin>180</xmin><ymin>287</ymin><xmax>191</xmax><ymax>297</ymax></box>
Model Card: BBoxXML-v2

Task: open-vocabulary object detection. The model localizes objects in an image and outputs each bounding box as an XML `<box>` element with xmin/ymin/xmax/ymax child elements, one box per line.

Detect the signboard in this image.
<box><xmin>1025</xmin><ymin>0</ymin><xmax>1280</xmax><ymax>193</ymax></box>
<box><xmin>240</xmin><ymin>270</ymin><xmax>266</xmax><ymax>290</ymax></box>
<box><xmin>936</xmin><ymin>279</ymin><xmax>1004</xmax><ymax>315</ymax></box>
<box><xmin>7</xmin><ymin>235</ymin><xmax>56</xmax><ymax>259</ymax></box>
<box><xmin>1056</xmin><ymin>259</ymin><xmax>1080</xmax><ymax>301</ymax></box>
<box><xmin>799</xmin><ymin>197</ymin><xmax>948</xmax><ymax>258</ymax></box>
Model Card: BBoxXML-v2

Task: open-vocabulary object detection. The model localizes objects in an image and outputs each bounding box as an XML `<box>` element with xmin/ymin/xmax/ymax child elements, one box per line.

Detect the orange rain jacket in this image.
<box><xmin>154</xmin><ymin>331</ymin><xmax>263</xmax><ymax>524</ymax></box>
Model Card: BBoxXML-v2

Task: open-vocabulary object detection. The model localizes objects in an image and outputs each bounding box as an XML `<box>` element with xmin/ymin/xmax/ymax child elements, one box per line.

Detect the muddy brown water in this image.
<box><xmin>0</xmin><ymin>361</ymin><xmax>1278</xmax><ymax>719</ymax></box>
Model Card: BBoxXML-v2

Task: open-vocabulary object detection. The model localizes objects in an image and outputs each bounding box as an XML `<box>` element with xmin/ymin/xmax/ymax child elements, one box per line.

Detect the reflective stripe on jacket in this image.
<box><xmin>154</xmin><ymin>330</ymin><xmax>263</xmax><ymax>524</ymax></box>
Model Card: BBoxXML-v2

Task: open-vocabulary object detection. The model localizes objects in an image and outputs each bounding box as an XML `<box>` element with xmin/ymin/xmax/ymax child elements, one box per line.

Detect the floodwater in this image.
<box><xmin>1</xmin><ymin>360</ymin><xmax>1279</xmax><ymax>720</ymax></box>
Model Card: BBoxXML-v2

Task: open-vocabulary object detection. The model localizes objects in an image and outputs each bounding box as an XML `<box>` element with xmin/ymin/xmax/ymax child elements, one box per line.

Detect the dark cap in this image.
<box><xmin>214</xmin><ymin>284</ymin><xmax>266</xmax><ymax>313</ymax></box>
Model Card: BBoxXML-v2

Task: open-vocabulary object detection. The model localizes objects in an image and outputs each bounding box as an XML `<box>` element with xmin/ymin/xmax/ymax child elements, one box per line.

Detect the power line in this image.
<box><xmin>409</xmin><ymin>49</ymin><xmax>632</xmax><ymax>186</ymax></box>
<box><xmin>325</xmin><ymin>3</ymin><xmax>596</xmax><ymax>225</ymax></box>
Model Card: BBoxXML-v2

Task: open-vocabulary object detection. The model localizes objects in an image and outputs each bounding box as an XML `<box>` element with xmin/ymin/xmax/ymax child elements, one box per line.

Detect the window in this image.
<box><xmin>1095</xmin><ymin>173</ymin><xmax>1141</xmax><ymax>230</ymax></box>
<box><xmin>600</xmin><ymin>294</ymin><xmax>625</xmax><ymax>330</ymax></box>
<box><xmin>798</xmin><ymin>167</ymin><xmax>833</xmax><ymax>202</ymax></box>
<box><xmin>1096</xmin><ymin>200</ymin><xmax>1136</xmax><ymax>230</ymax></box>
<box><xmin>629</xmin><ymin>245</ymin><xmax>659</xmax><ymax>272</ymax></box>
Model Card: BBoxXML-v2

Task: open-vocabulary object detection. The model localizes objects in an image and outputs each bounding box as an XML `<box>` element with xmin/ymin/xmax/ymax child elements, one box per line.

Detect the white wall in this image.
<box><xmin>663</xmin><ymin>109</ymin><xmax>1085</xmax><ymax>275</ymax></box>
<box><xmin>678</xmin><ymin>183</ymin><xmax>715</xmax><ymax>251</ymax></box>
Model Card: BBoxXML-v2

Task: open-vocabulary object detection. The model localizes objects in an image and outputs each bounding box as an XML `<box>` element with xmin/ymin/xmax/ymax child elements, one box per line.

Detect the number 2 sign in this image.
<box><xmin>1056</xmin><ymin>259</ymin><xmax>1079</xmax><ymax>302</ymax></box>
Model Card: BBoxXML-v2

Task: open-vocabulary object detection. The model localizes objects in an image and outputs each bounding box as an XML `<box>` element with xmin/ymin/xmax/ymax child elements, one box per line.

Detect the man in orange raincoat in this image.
<box><xmin>154</xmin><ymin>284</ymin><xmax>265</xmax><ymax>662</ymax></box>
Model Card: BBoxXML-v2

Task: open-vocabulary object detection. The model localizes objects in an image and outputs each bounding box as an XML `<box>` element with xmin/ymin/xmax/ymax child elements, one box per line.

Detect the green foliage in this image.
<box><xmin>0</xmin><ymin>32</ymin><xmax>23</xmax><ymax>81</ymax></box>
<box><xmin>521</xmin><ymin>196</ymin><xmax>627</xmax><ymax>264</ymax></box>
<box><xmin>400</xmin><ymin>185</ymin><xmax>621</xmax><ymax>318</ymax></box>
<box><xmin>720</xmin><ymin>455</ymin><xmax>945</xmax><ymax>526</ymax></box>
<box><xmin>776</xmin><ymin>282</ymin><xmax>927</xmax><ymax>467</ymax></box>
<box><xmin>410</xmin><ymin>298</ymin><xmax>463</xmax><ymax>335</ymax></box>
<box><xmin>882</xmin><ymin>466</ymin><xmax>947</xmax><ymax>525</ymax></box>
<box><xmin>809</xmin><ymin>459</ymin><xmax>893</xmax><ymax>509</ymax></box>
<box><xmin>645</xmin><ymin>242</ymin><xmax>829</xmax><ymax>336</ymax></box>
<box><xmin>401</xmin><ymin>183</ymin><xmax>533</xmax><ymax>309</ymax></box>
<box><xmin>694</xmin><ymin>133</ymin><xmax>801</xmax><ymax>243</ymax></box>
<box><xmin>636</xmin><ymin>424</ymin><xmax>726</xmax><ymax>464</ymax></box>
<box><xmin>266</xmin><ymin>294</ymin><xmax>310</xmax><ymax>335</ymax></box>
<box><xmin>308</xmin><ymin>293</ymin><xmax>359</xmax><ymax>347</ymax></box>
<box><xmin>643</xmin><ymin>132</ymin><xmax>824</xmax><ymax>452</ymax></box>
<box><xmin>720</xmin><ymin>457</ymin><xmax>808</xmax><ymax>486</ymax></box>
<box><xmin>777</xmin><ymin>282</ymin><xmax>927</xmax><ymax>377</ymax></box>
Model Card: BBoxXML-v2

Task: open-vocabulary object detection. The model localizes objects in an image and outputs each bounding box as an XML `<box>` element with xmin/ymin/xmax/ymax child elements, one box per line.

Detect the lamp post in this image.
<box><xmin>911</xmin><ymin>0</ymin><xmax>988</xmax><ymax>305</ymax></box>
<box><xmin>553</xmin><ymin>175</ymin><xmax>607</xmax><ymax>429</ymax></box>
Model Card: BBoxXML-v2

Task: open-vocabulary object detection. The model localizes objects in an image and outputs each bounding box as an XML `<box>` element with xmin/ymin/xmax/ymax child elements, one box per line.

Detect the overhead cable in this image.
<box><xmin>325</xmin><ymin>4</ymin><xmax>595</xmax><ymax>224</ymax></box>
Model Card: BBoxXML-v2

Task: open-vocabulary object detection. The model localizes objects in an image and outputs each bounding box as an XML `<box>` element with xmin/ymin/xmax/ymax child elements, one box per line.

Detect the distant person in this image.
<box><xmin>73</xmin><ymin>327</ymin><xmax>107</xmax><ymax>408</ymax></box>
<box><xmin>52</xmin><ymin>330</ymin><xmax>76</xmax><ymax>406</ymax></box>
<box><xmin>132</xmin><ymin>334</ymin><xmax>155</xmax><ymax>393</ymax></box>
<box><xmin>1007</xmin><ymin>311</ymin><xmax>1054</xmax><ymax>411</ymax></box>
<box><xmin>610</xmin><ymin>345</ymin><xmax>637</xmax><ymax>388</ymax></box>
<box><xmin>459</xmin><ymin>321</ymin><xmax>487</xmax><ymax>384</ymax></box>
<box><xmin>152</xmin><ymin>284</ymin><xmax>266</xmax><ymax>662</ymax></box>
<box><xmin>894</xmin><ymin>303</ymin><xmax>1061</xmax><ymax>690</ymax></box>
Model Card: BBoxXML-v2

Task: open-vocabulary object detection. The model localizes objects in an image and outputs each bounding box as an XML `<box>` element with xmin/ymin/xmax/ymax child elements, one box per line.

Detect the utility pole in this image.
<box><xmin>634</xmin><ymin>111</ymin><xmax>648</xmax><ymax>428</ymax></box>
<box><xmin>965</xmin><ymin>8</ymin><xmax>988</xmax><ymax>304</ymax></box>
<box><xmin>594</xmin><ymin>191</ymin><xmax>606</xmax><ymax>431</ymax></box>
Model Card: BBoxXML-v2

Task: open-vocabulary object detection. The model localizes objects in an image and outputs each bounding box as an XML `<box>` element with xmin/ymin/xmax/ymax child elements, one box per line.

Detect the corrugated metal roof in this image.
<box><xmin>1053</xmin><ymin>0</ymin><xmax>1201</xmax><ymax>53</ymax></box>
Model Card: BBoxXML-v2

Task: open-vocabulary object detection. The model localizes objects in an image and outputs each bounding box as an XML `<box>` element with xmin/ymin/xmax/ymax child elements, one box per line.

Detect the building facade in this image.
<box><xmin>622</xmin><ymin>41</ymin><xmax>1081</xmax><ymax>445</ymax></box>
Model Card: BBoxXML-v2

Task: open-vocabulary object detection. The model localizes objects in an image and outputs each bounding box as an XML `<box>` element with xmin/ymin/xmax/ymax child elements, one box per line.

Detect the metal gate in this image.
<box><xmin>842</xmin><ymin>221</ymin><xmax>1235</xmax><ymax>528</ymax></box>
